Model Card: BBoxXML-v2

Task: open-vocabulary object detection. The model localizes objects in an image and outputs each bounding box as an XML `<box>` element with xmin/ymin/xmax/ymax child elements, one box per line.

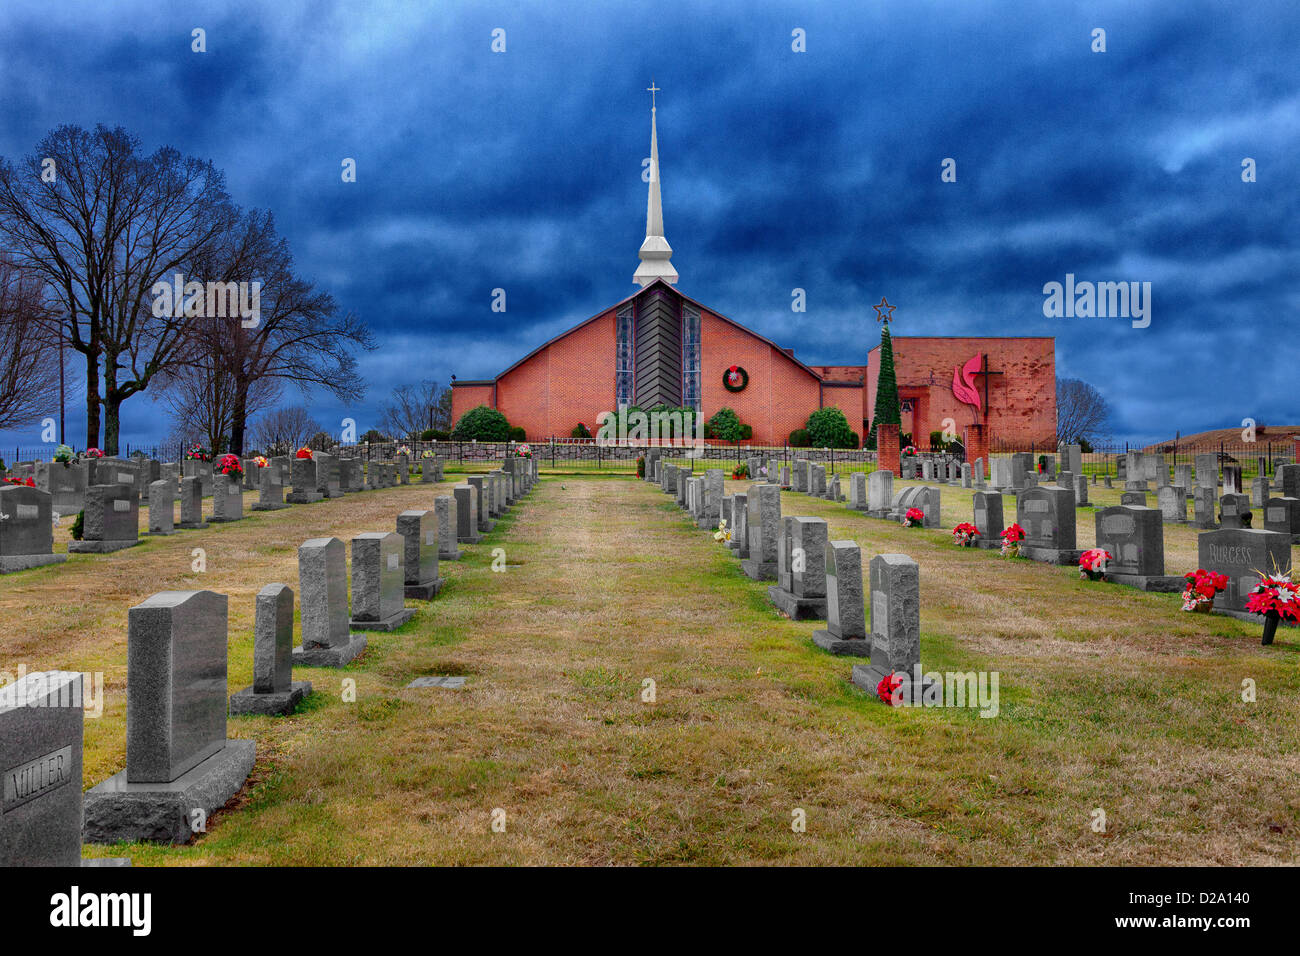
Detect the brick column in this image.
<box><xmin>877</xmin><ymin>423</ymin><xmax>900</xmax><ymax>474</ymax></box>
<box><xmin>967</xmin><ymin>424</ymin><xmax>989</xmax><ymax>478</ymax></box>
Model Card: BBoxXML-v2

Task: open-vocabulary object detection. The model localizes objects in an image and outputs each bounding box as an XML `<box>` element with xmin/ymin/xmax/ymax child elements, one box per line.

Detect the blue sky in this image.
<box><xmin>0</xmin><ymin>0</ymin><xmax>1296</xmax><ymax>454</ymax></box>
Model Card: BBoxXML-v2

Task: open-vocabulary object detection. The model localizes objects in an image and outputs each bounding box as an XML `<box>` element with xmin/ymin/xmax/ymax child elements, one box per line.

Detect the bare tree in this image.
<box><xmin>250</xmin><ymin>405</ymin><xmax>322</xmax><ymax>456</ymax></box>
<box><xmin>161</xmin><ymin>351</ymin><xmax>279</xmax><ymax>455</ymax></box>
<box><xmin>0</xmin><ymin>255</ymin><xmax>61</xmax><ymax>429</ymax></box>
<box><xmin>1056</xmin><ymin>377</ymin><xmax>1113</xmax><ymax>445</ymax></box>
<box><xmin>0</xmin><ymin>125</ymin><xmax>238</xmax><ymax>454</ymax></box>
<box><xmin>379</xmin><ymin>380</ymin><xmax>452</xmax><ymax>440</ymax></box>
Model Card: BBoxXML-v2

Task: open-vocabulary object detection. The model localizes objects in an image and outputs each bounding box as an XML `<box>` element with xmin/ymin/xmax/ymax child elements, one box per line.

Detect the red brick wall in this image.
<box><xmin>877</xmin><ymin>423</ymin><xmax>900</xmax><ymax>473</ymax></box>
<box><xmin>495</xmin><ymin>311</ymin><xmax>616</xmax><ymax>439</ymax></box>
<box><xmin>451</xmin><ymin>383</ymin><xmax>494</xmax><ymax>428</ymax></box>
<box><xmin>700</xmin><ymin>309</ymin><xmax>823</xmax><ymax>444</ymax></box>
<box><xmin>867</xmin><ymin>337</ymin><xmax>1055</xmax><ymax>447</ymax></box>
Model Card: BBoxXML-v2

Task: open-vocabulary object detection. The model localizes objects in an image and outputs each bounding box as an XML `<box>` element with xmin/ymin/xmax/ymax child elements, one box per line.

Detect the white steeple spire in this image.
<box><xmin>634</xmin><ymin>80</ymin><xmax>678</xmax><ymax>287</ymax></box>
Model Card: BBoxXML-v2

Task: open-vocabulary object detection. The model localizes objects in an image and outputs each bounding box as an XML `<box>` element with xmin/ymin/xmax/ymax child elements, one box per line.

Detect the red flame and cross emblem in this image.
<box><xmin>952</xmin><ymin>353</ymin><xmax>1003</xmax><ymax>414</ymax></box>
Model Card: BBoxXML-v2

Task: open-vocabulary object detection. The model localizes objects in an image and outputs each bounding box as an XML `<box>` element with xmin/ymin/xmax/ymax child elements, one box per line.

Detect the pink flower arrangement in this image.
<box><xmin>1079</xmin><ymin>548</ymin><xmax>1111</xmax><ymax>581</ymax></box>
<box><xmin>903</xmin><ymin>507</ymin><xmax>924</xmax><ymax>528</ymax></box>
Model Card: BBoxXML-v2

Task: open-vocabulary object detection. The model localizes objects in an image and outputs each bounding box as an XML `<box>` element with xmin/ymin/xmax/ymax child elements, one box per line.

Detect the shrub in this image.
<box><xmin>452</xmin><ymin>405</ymin><xmax>511</xmax><ymax>441</ymax></box>
<box><xmin>508</xmin><ymin>425</ymin><xmax>527</xmax><ymax>442</ymax></box>
<box><xmin>636</xmin><ymin>456</ymin><xmax>645</xmax><ymax>478</ymax></box>
<box><xmin>739</xmin><ymin>423</ymin><xmax>753</xmax><ymax>440</ymax></box>
<box><xmin>789</xmin><ymin>428</ymin><xmax>812</xmax><ymax>447</ymax></box>
<box><xmin>571</xmin><ymin>422</ymin><xmax>592</xmax><ymax>439</ymax></box>
<box><xmin>360</xmin><ymin>429</ymin><xmax>389</xmax><ymax>444</ymax></box>
<box><xmin>420</xmin><ymin>428</ymin><xmax>450</xmax><ymax>441</ymax></box>
<box><xmin>807</xmin><ymin>407</ymin><xmax>857</xmax><ymax>448</ymax></box>
<box><xmin>706</xmin><ymin>407</ymin><xmax>745</xmax><ymax>443</ymax></box>
<box><xmin>71</xmin><ymin>510</ymin><xmax>84</xmax><ymax>541</ymax></box>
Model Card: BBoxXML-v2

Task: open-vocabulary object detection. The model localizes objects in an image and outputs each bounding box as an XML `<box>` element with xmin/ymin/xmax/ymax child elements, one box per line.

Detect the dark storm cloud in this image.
<box><xmin>0</xmin><ymin>0</ymin><xmax>1296</xmax><ymax>452</ymax></box>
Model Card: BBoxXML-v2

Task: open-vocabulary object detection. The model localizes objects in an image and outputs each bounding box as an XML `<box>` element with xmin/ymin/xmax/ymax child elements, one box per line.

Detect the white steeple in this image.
<box><xmin>634</xmin><ymin>80</ymin><xmax>678</xmax><ymax>287</ymax></box>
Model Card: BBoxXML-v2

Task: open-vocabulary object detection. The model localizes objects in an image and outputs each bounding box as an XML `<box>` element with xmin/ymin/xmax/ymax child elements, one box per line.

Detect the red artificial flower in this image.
<box><xmin>295</xmin><ymin>447</ymin><xmax>313</xmax><ymax>460</ymax></box>
<box><xmin>1000</xmin><ymin>523</ymin><xmax>1025</xmax><ymax>542</ymax></box>
<box><xmin>876</xmin><ymin>673</ymin><xmax>903</xmax><ymax>706</ymax></box>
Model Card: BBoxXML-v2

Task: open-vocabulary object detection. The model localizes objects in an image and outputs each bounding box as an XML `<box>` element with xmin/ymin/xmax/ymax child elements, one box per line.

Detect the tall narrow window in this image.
<box><xmin>681</xmin><ymin>304</ymin><xmax>701</xmax><ymax>413</ymax></box>
<box><xmin>616</xmin><ymin>303</ymin><xmax>635</xmax><ymax>410</ymax></box>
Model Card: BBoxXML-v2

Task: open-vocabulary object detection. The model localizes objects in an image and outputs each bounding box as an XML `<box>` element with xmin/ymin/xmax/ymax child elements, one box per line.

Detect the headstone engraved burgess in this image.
<box><xmin>68</xmin><ymin>483</ymin><xmax>141</xmax><ymax>553</ymax></box>
<box><xmin>83</xmin><ymin>591</ymin><xmax>256</xmax><ymax>844</ymax></box>
<box><xmin>397</xmin><ymin>509</ymin><xmax>443</xmax><ymax>599</ymax></box>
<box><xmin>349</xmin><ymin>532</ymin><xmax>416</xmax><ymax>631</ymax></box>
<box><xmin>767</xmin><ymin>516</ymin><xmax>829</xmax><ymax>619</ymax></box>
<box><xmin>291</xmin><ymin>538</ymin><xmax>368</xmax><ymax>666</ymax></box>
<box><xmin>0</xmin><ymin>670</ymin><xmax>84</xmax><ymax>865</ymax></box>
<box><xmin>812</xmin><ymin>540</ymin><xmax>867</xmax><ymax>655</ymax></box>
<box><xmin>229</xmin><ymin>583</ymin><xmax>312</xmax><ymax>715</ymax></box>
<box><xmin>0</xmin><ymin>485</ymin><xmax>68</xmax><ymax>572</ymax></box>
<box><xmin>1198</xmin><ymin>528</ymin><xmax>1291</xmax><ymax>618</ymax></box>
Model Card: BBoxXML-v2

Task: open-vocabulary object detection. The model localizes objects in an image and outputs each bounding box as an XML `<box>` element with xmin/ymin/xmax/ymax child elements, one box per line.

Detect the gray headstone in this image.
<box><xmin>850</xmin><ymin>471</ymin><xmax>868</xmax><ymax>510</ymax></box>
<box><xmin>147</xmin><ymin>479</ymin><xmax>174</xmax><ymax>533</ymax></box>
<box><xmin>1095</xmin><ymin>506</ymin><xmax>1164</xmax><ymax>577</ymax></box>
<box><xmin>397</xmin><ymin>509</ymin><xmax>439</xmax><ymax>587</ymax></box>
<box><xmin>1263</xmin><ymin>497</ymin><xmax>1300</xmax><ymax>536</ymax></box>
<box><xmin>253</xmin><ymin>583</ymin><xmax>294</xmax><ymax>694</ymax></box>
<box><xmin>178</xmin><ymin>475</ymin><xmax>204</xmax><ymax>526</ymax></box>
<box><xmin>1198</xmin><ymin>528</ymin><xmax>1291</xmax><ymax>612</ymax></box>
<box><xmin>435</xmin><ymin>495</ymin><xmax>460</xmax><ymax>559</ymax></box>
<box><xmin>793</xmin><ymin>459</ymin><xmax>810</xmax><ymax>493</ymax></box>
<box><xmin>808</xmin><ymin>464</ymin><xmax>827</xmax><ymax>498</ymax></box>
<box><xmin>1195</xmin><ymin>454</ymin><xmax>1218</xmax><ymax>491</ymax></box>
<box><xmin>81</xmin><ymin>483</ymin><xmax>139</xmax><ymax>543</ymax></box>
<box><xmin>0</xmin><ymin>485</ymin><xmax>58</xmax><ymax>564</ymax></box>
<box><xmin>1191</xmin><ymin>485</ymin><xmax>1218</xmax><ymax>529</ymax></box>
<box><xmin>299</xmin><ymin>538</ymin><xmax>350</xmax><ymax>649</ymax></box>
<box><xmin>350</xmin><ymin>532</ymin><xmax>406</xmax><ymax>624</ymax></box>
<box><xmin>1277</xmin><ymin>464</ymin><xmax>1300</xmax><ymax>499</ymax></box>
<box><xmin>1251</xmin><ymin>476</ymin><xmax>1270</xmax><ymax>508</ymax></box>
<box><xmin>731</xmin><ymin>491</ymin><xmax>749</xmax><ymax>558</ymax></box>
<box><xmin>824</xmin><ymin>540</ymin><xmax>865</xmax><ymax>639</ymax></box>
<box><xmin>869</xmin><ymin>553</ymin><xmax>920</xmax><ymax>677</ymax></box>
<box><xmin>742</xmin><ymin>483</ymin><xmax>781</xmax><ymax>579</ymax></box>
<box><xmin>973</xmin><ymin>490</ymin><xmax>1003</xmax><ymax>543</ymax></box>
<box><xmin>1072</xmin><ymin>472</ymin><xmax>1088</xmax><ymax>505</ymax></box>
<box><xmin>0</xmin><ymin>670</ymin><xmax>84</xmax><ymax>866</ymax></box>
<box><xmin>126</xmin><ymin>590</ymin><xmax>228</xmax><ymax>783</ymax></box>
<box><xmin>913</xmin><ymin>485</ymin><xmax>941</xmax><ymax>528</ymax></box>
<box><xmin>1016</xmin><ymin>485</ymin><xmax>1076</xmax><ymax>551</ymax></box>
<box><xmin>212</xmin><ymin>473</ymin><xmax>243</xmax><ymax>521</ymax></box>
<box><xmin>1157</xmin><ymin>485</ymin><xmax>1187</xmax><ymax>523</ymax></box>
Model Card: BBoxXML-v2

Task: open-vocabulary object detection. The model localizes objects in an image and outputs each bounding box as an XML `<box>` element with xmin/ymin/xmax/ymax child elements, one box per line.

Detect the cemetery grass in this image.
<box><xmin>2</xmin><ymin>479</ymin><xmax>1298</xmax><ymax>864</ymax></box>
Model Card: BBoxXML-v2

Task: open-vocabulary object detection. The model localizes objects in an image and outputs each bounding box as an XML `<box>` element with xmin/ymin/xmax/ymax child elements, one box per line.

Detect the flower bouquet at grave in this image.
<box><xmin>421</xmin><ymin>449</ymin><xmax>436</xmax><ymax>459</ymax></box>
<box><xmin>185</xmin><ymin>444</ymin><xmax>210</xmax><ymax>461</ymax></box>
<box><xmin>2</xmin><ymin>476</ymin><xmax>35</xmax><ymax>486</ymax></box>
<box><xmin>902</xmin><ymin>507</ymin><xmax>924</xmax><ymax>528</ymax></box>
<box><xmin>952</xmin><ymin>522</ymin><xmax>980</xmax><ymax>547</ymax></box>
<box><xmin>902</xmin><ymin>445</ymin><xmax>917</xmax><ymax>456</ymax></box>
<box><xmin>253</xmin><ymin>455</ymin><xmax>269</xmax><ymax>469</ymax></box>
<box><xmin>295</xmin><ymin>446</ymin><xmax>314</xmax><ymax>459</ymax></box>
<box><xmin>1000</xmin><ymin>523</ymin><xmax>1025</xmax><ymax>558</ymax></box>
<box><xmin>513</xmin><ymin>443</ymin><xmax>532</xmax><ymax>458</ymax></box>
<box><xmin>1078</xmin><ymin>548</ymin><xmax>1112</xmax><ymax>581</ymax></box>
<box><xmin>218</xmin><ymin>453</ymin><xmax>243</xmax><ymax>476</ymax></box>
<box><xmin>731</xmin><ymin>462</ymin><xmax>749</xmax><ymax>480</ymax></box>
<box><xmin>83</xmin><ymin>447</ymin><xmax>103</xmax><ymax>459</ymax></box>
<box><xmin>876</xmin><ymin>673</ymin><xmax>903</xmax><ymax>706</ymax></box>
<box><xmin>397</xmin><ymin>444</ymin><xmax>411</xmax><ymax>457</ymax></box>
<box><xmin>636</xmin><ymin>455</ymin><xmax>645</xmax><ymax>477</ymax></box>
<box><xmin>1245</xmin><ymin>571</ymin><xmax>1299</xmax><ymax>646</ymax></box>
<box><xmin>713</xmin><ymin>518</ymin><xmax>732</xmax><ymax>543</ymax></box>
<box><xmin>1180</xmin><ymin>568</ymin><xmax>1228</xmax><ymax>614</ymax></box>
<box><xmin>52</xmin><ymin>444</ymin><xmax>74</xmax><ymax>465</ymax></box>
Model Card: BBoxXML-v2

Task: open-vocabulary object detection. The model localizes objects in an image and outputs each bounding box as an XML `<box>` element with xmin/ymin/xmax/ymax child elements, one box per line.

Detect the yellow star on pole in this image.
<box><xmin>874</xmin><ymin>297</ymin><xmax>896</xmax><ymax>323</ymax></box>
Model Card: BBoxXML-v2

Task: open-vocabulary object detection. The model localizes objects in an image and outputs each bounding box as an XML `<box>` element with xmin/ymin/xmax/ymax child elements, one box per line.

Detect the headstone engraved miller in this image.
<box><xmin>291</xmin><ymin>538</ymin><xmax>368</xmax><ymax>666</ymax></box>
<box><xmin>349</xmin><ymin>532</ymin><xmax>416</xmax><ymax>631</ymax></box>
<box><xmin>229</xmin><ymin>583</ymin><xmax>312</xmax><ymax>715</ymax></box>
<box><xmin>83</xmin><ymin>590</ymin><xmax>256</xmax><ymax>844</ymax></box>
<box><xmin>0</xmin><ymin>671</ymin><xmax>84</xmax><ymax>865</ymax></box>
<box><xmin>812</xmin><ymin>540</ymin><xmax>868</xmax><ymax>655</ymax></box>
<box><xmin>68</xmin><ymin>483</ymin><xmax>141</xmax><ymax>553</ymax></box>
<box><xmin>1094</xmin><ymin>506</ymin><xmax>1181</xmax><ymax>591</ymax></box>
<box><xmin>398</xmin><ymin>510</ymin><xmax>443</xmax><ymax>599</ymax></box>
<box><xmin>767</xmin><ymin>516</ymin><xmax>829</xmax><ymax>619</ymax></box>
<box><xmin>0</xmin><ymin>485</ymin><xmax>68</xmax><ymax>572</ymax></box>
<box><xmin>1198</xmin><ymin>528</ymin><xmax>1291</xmax><ymax>620</ymax></box>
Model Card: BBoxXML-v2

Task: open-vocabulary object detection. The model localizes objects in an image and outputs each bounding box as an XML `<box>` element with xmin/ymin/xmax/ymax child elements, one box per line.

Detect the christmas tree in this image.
<box><xmin>869</xmin><ymin>321</ymin><xmax>901</xmax><ymax>448</ymax></box>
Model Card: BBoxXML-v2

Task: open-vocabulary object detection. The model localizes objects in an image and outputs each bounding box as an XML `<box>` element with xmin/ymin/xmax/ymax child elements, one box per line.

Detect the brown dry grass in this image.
<box><xmin>3</xmin><ymin>474</ymin><xmax>1298</xmax><ymax>865</ymax></box>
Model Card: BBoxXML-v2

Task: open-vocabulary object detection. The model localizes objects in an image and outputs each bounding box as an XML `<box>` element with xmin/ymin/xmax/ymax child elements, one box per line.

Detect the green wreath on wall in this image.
<box><xmin>723</xmin><ymin>365</ymin><xmax>749</xmax><ymax>392</ymax></box>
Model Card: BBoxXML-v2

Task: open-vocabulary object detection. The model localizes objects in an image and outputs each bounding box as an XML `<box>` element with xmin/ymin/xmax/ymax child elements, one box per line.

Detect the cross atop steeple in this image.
<box><xmin>634</xmin><ymin>80</ymin><xmax>678</xmax><ymax>287</ymax></box>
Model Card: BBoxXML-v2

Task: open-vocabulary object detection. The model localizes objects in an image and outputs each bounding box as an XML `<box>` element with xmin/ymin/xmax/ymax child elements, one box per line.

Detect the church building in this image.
<box><xmin>451</xmin><ymin>94</ymin><xmax>1056</xmax><ymax>449</ymax></box>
